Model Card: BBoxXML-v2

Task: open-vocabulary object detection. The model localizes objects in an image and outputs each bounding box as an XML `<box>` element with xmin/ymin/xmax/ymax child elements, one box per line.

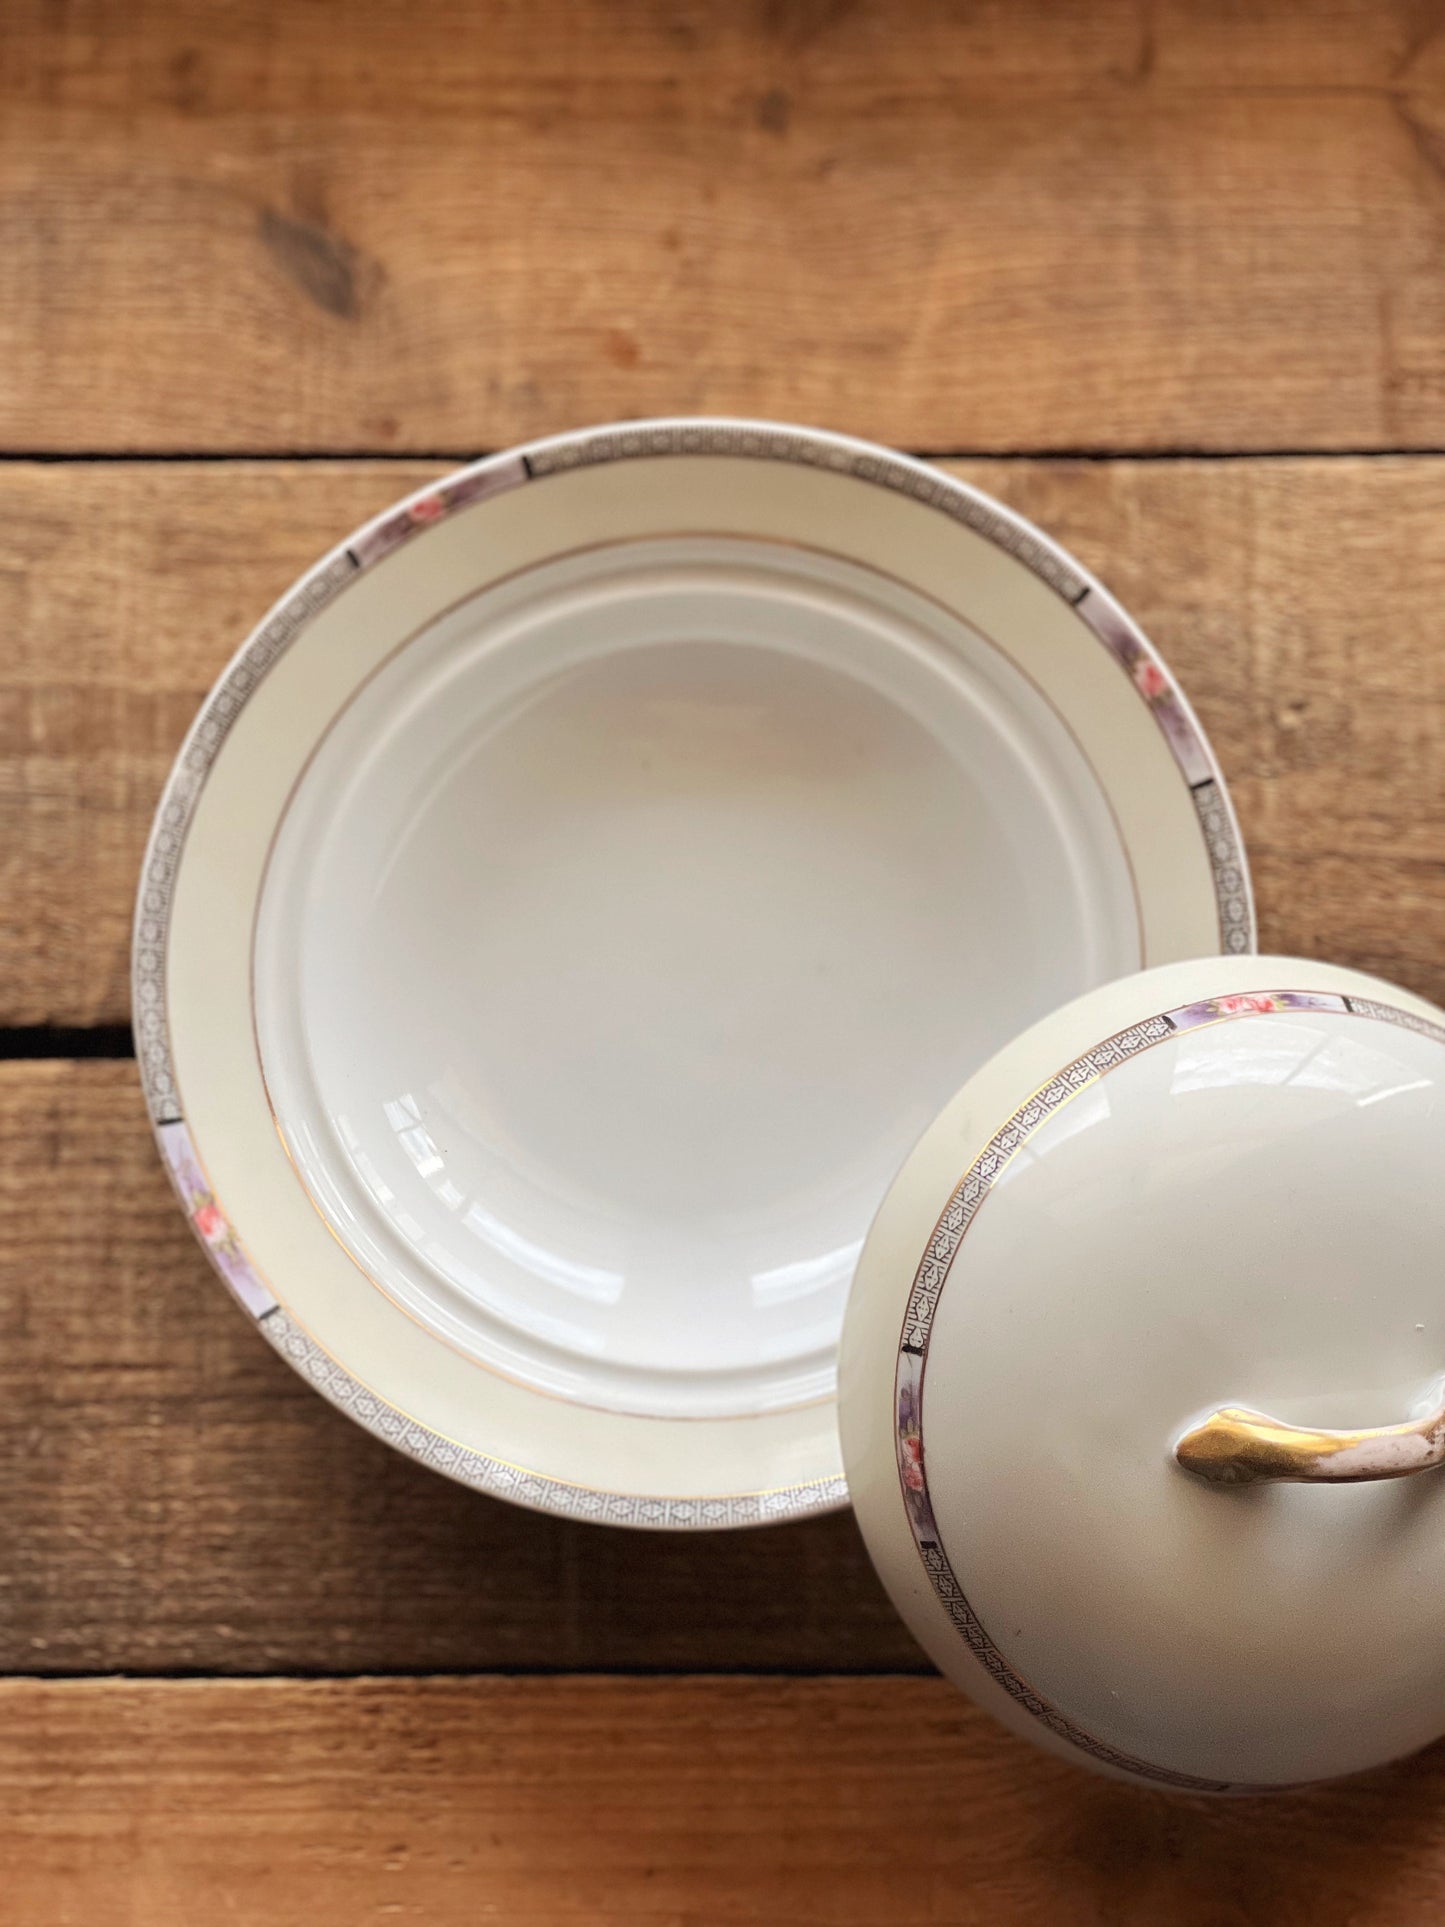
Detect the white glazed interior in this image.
<box><xmin>153</xmin><ymin>432</ymin><xmax>1243</xmax><ymax>1517</ymax></box>
<box><xmin>255</xmin><ymin>537</ymin><xmax>1138</xmax><ymax>1421</ymax></box>
<box><xmin>842</xmin><ymin>955</ymin><xmax>1445</xmax><ymax>1786</ymax></box>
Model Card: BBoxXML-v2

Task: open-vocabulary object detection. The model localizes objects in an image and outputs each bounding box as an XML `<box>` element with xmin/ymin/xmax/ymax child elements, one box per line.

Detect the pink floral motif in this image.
<box><xmin>1167</xmin><ymin>989</ymin><xmax>1351</xmax><ymax>1033</ymax></box>
<box><xmin>193</xmin><ymin>1201</ymin><xmax>225</xmax><ymax>1242</ymax></box>
<box><xmin>408</xmin><ymin>494</ymin><xmax>446</xmax><ymax>524</ymax></box>
<box><xmin>901</xmin><ymin>1433</ymin><xmax>925</xmax><ymax>1492</ymax></box>
<box><xmin>1133</xmin><ymin>657</ymin><xmax>1168</xmax><ymax>701</ymax></box>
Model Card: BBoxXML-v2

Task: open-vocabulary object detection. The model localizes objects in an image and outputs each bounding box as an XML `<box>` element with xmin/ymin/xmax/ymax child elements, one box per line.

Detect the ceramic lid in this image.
<box><xmin>840</xmin><ymin>955</ymin><xmax>1445</xmax><ymax>1791</ymax></box>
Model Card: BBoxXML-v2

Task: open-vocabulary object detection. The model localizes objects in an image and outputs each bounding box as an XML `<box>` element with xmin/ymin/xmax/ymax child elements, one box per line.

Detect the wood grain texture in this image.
<box><xmin>3</xmin><ymin>462</ymin><xmax>429</xmax><ymax>1026</ymax></box>
<box><xmin>2</xmin><ymin>0</ymin><xmax>1445</xmax><ymax>453</ymax></box>
<box><xmin>6</xmin><ymin>1675</ymin><xmax>1445</xmax><ymax>1926</ymax></box>
<box><xmin>6</xmin><ymin>455</ymin><xmax>1445</xmax><ymax>1027</ymax></box>
<box><xmin>0</xmin><ymin>1058</ymin><xmax>919</xmax><ymax>1675</ymax></box>
<box><xmin>6</xmin><ymin>6</ymin><xmax>1445</xmax><ymax>1914</ymax></box>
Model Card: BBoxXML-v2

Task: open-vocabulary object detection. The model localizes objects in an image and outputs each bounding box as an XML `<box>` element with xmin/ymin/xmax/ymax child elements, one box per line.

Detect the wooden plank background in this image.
<box><xmin>4</xmin><ymin>0</ymin><xmax>1445</xmax><ymax>455</ymax></box>
<box><xmin>9</xmin><ymin>1678</ymin><xmax>1445</xmax><ymax>1927</ymax></box>
<box><xmin>4</xmin><ymin>1</ymin><xmax>1445</xmax><ymax>1920</ymax></box>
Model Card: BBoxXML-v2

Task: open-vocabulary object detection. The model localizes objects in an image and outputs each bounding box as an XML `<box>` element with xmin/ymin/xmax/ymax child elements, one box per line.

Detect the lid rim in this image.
<box><xmin>854</xmin><ymin>969</ymin><xmax>1445</xmax><ymax>1790</ymax></box>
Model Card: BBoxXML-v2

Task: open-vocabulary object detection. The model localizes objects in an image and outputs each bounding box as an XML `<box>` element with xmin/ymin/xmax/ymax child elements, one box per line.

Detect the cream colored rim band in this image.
<box><xmin>133</xmin><ymin>419</ymin><xmax>1255</xmax><ymax>1527</ymax></box>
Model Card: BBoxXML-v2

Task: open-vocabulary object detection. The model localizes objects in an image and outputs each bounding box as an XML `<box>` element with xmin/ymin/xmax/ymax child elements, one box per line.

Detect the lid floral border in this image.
<box><xmin>895</xmin><ymin>989</ymin><xmax>1445</xmax><ymax>1789</ymax></box>
<box><xmin>133</xmin><ymin>418</ymin><xmax>1255</xmax><ymax>1528</ymax></box>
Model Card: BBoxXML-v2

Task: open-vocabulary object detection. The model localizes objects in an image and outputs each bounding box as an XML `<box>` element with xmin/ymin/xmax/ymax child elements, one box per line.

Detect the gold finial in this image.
<box><xmin>1176</xmin><ymin>1394</ymin><xmax>1445</xmax><ymax>1486</ymax></box>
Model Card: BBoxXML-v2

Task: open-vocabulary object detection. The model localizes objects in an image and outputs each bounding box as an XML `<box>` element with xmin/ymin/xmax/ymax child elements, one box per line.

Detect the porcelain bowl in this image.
<box><xmin>137</xmin><ymin>419</ymin><xmax>1251</xmax><ymax>1524</ymax></box>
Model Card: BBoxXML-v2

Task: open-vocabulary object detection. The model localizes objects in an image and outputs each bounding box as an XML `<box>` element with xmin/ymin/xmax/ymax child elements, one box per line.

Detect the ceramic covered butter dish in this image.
<box><xmin>139</xmin><ymin>419</ymin><xmax>1445</xmax><ymax>1792</ymax></box>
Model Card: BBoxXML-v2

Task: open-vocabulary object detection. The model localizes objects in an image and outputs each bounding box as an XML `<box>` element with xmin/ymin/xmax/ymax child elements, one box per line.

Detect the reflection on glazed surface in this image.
<box><xmin>921</xmin><ymin>1001</ymin><xmax>1445</xmax><ymax>1786</ymax></box>
<box><xmin>254</xmin><ymin>536</ymin><xmax>1140</xmax><ymax>1420</ymax></box>
<box><xmin>1175</xmin><ymin>1376</ymin><xmax>1445</xmax><ymax>1485</ymax></box>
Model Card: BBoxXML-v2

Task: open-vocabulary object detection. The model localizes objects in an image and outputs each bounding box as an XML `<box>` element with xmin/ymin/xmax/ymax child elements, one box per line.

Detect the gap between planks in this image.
<box><xmin>5</xmin><ymin>445</ymin><xmax>1445</xmax><ymax>464</ymax></box>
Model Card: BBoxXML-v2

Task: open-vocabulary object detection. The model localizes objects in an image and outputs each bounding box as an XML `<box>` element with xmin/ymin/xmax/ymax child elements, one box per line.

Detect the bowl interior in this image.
<box><xmin>253</xmin><ymin>534</ymin><xmax>1139</xmax><ymax>1420</ymax></box>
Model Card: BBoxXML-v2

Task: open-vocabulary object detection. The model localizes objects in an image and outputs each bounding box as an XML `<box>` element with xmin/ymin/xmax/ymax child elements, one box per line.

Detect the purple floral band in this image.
<box><xmin>159</xmin><ymin>1120</ymin><xmax>275</xmax><ymax>1321</ymax></box>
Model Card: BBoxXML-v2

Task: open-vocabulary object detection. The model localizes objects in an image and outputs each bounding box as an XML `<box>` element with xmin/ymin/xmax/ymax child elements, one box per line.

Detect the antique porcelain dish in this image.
<box><xmin>136</xmin><ymin>419</ymin><xmax>1250</xmax><ymax>1525</ymax></box>
<box><xmin>842</xmin><ymin>954</ymin><xmax>1445</xmax><ymax>1789</ymax></box>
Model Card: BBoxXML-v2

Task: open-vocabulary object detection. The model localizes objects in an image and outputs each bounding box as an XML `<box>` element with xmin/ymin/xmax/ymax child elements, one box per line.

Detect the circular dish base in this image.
<box><xmin>255</xmin><ymin>538</ymin><xmax>1139</xmax><ymax>1421</ymax></box>
<box><xmin>139</xmin><ymin>421</ymin><xmax>1253</xmax><ymax>1522</ymax></box>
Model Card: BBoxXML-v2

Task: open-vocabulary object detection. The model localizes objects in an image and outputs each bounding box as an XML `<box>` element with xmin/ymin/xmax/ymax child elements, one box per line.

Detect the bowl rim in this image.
<box><xmin>132</xmin><ymin>415</ymin><xmax>1255</xmax><ymax>1528</ymax></box>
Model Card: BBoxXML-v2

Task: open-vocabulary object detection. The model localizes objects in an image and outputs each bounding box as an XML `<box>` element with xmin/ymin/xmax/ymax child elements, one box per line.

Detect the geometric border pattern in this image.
<box><xmin>1191</xmin><ymin>778</ymin><xmax>1253</xmax><ymax>957</ymax></box>
<box><xmin>895</xmin><ymin>990</ymin><xmax>1445</xmax><ymax>1789</ymax></box>
<box><xmin>263</xmin><ymin>1308</ymin><xmax>849</xmax><ymax>1529</ymax></box>
<box><xmin>132</xmin><ymin>418</ymin><xmax>1258</xmax><ymax>1528</ymax></box>
<box><xmin>134</xmin><ymin>548</ymin><xmax>360</xmax><ymax>1125</ymax></box>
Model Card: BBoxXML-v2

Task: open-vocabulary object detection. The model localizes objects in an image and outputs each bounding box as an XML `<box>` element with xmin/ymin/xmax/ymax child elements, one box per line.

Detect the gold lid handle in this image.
<box><xmin>1176</xmin><ymin>1388</ymin><xmax>1445</xmax><ymax>1486</ymax></box>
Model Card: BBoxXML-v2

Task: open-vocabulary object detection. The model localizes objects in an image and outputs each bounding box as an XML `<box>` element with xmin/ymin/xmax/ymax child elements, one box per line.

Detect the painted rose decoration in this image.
<box><xmin>1133</xmin><ymin>657</ymin><xmax>1169</xmax><ymax>701</ymax></box>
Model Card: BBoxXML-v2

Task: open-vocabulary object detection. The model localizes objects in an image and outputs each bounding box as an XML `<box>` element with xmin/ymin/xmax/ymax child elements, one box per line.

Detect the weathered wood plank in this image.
<box><xmin>2</xmin><ymin>462</ymin><xmax>429</xmax><ymax>1026</ymax></box>
<box><xmin>5</xmin><ymin>456</ymin><xmax>1445</xmax><ymax>1028</ymax></box>
<box><xmin>0</xmin><ymin>1059</ymin><xmax>920</xmax><ymax>1674</ymax></box>
<box><xmin>5</xmin><ymin>1675</ymin><xmax>1445</xmax><ymax>1925</ymax></box>
<box><xmin>1</xmin><ymin>1</ymin><xmax>1443</xmax><ymax>453</ymax></box>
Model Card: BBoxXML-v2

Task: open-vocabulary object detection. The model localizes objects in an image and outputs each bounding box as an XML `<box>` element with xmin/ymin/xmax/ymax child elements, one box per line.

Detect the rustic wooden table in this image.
<box><xmin>5</xmin><ymin>2</ymin><xmax>1445</xmax><ymax>1920</ymax></box>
